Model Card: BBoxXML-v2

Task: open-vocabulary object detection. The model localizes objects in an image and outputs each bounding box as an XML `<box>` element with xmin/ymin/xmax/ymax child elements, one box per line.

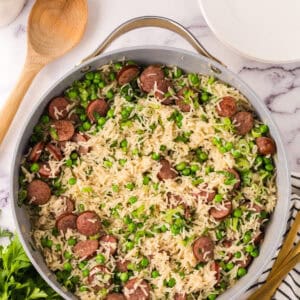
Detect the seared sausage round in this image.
<box><xmin>227</xmin><ymin>168</ymin><xmax>241</xmax><ymax>189</ymax></box>
<box><xmin>86</xmin><ymin>99</ymin><xmax>109</xmax><ymax>123</ymax></box>
<box><xmin>48</xmin><ymin>97</ymin><xmax>70</xmax><ymax>120</ymax></box>
<box><xmin>237</xmin><ymin>255</ymin><xmax>252</xmax><ymax>268</ymax></box>
<box><xmin>157</xmin><ymin>159</ymin><xmax>177</xmax><ymax>181</ymax></box>
<box><xmin>88</xmin><ymin>265</ymin><xmax>112</xmax><ymax>289</ymax></box>
<box><xmin>192</xmin><ymin>236</ymin><xmax>214</xmax><ymax>262</ymax></box>
<box><xmin>58</xmin><ymin>196</ymin><xmax>74</xmax><ymax>214</ymax></box>
<box><xmin>28</xmin><ymin>142</ymin><xmax>44</xmax><ymax>162</ymax></box>
<box><xmin>117</xmin><ymin>65</ymin><xmax>140</xmax><ymax>86</ymax></box>
<box><xmin>56</xmin><ymin>213</ymin><xmax>77</xmax><ymax>232</ymax></box>
<box><xmin>106</xmin><ymin>293</ymin><xmax>126</xmax><ymax>300</ymax></box>
<box><xmin>209</xmin><ymin>201</ymin><xmax>232</xmax><ymax>220</ymax></box>
<box><xmin>140</xmin><ymin>65</ymin><xmax>165</xmax><ymax>93</ymax></box>
<box><xmin>38</xmin><ymin>162</ymin><xmax>59</xmax><ymax>178</ymax></box>
<box><xmin>116</xmin><ymin>259</ymin><xmax>130</xmax><ymax>272</ymax></box>
<box><xmin>123</xmin><ymin>278</ymin><xmax>150</xmax><ymax>300</ymax></box>
<box><xmin>216</xmin><ymin>96</ymin><xmax>237</xmax><ymax>117</ymax></box>
<box><xmin>211</xmin><ymin>261</ymin><xmax>221</xmax><ymax>283</ymax></box>
<box><xmin>46</xmin><ymin>143</ymin><xmax>63</xmax><ymax>160</ymax></box>
<box><xmin>174</xmin><ymin>293</ymin><xmax>187</xmax><ymax>300</ymax></box>
<box><xmin>196</xmin><ymin>189</ymin><xmax>216</xmax><ymax>203</ymax></box>
<box><xmin>27</xmin><ymin>179</ymin><xmax>51</xmax><ymax>205</ymax></box>
<box><xmin>232</xmin><ymin>111</ymin><xmax>254</xmax><ymax>135</ymax></box>
<box><xmin>154</xmin><ymin>79</ymin><xmax>172</xmax><ymax>100</ymax></box>
<box><xmin>51</xmin><ymin>120</ymin><xmax>75</xmax><ymax>141</ymax></box>
<box><xmin>73</xmin><ymin>239</ymin><xmax>99</xmax><ymax>259</ymax></box>
<box><xmin>76</xmin><ymin>211</ymin><xmax>102</xmax><ymax>236</ymax></box>
<box><xmin>99</xmin><ymin>235</ymin><xmax>118</xmax><ymax>255</ymax></box>
<box><xmin>256</xmin><ymin>137</ymin><xmax>276</xmax><ymax>155</ymax></box>
<box><xmin>176</xmin><ymin>87</ymin><xmax>192</xmax><ymax>112</ymax></box>
<box><xmin>72</xmin><ymin>133</ymin><xmax>90</xmax><ymax>155</ymax></box>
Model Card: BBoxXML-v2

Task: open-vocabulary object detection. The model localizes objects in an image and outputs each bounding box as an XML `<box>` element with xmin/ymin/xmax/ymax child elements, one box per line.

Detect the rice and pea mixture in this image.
<box><xmin>18</xmin><ymin>61</ymin><xmax>277</xmax><ymax>300</ymax></box>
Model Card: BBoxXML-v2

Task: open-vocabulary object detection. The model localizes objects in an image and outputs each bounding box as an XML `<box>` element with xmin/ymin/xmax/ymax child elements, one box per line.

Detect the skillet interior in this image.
<box><xmin>11</xmin><ymin>46</ymin><xmax>290</xmax><ymax>300</ymax></box>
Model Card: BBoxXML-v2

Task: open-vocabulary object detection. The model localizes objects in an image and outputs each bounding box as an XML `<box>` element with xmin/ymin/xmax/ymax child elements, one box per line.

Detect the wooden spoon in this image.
<box><xmin>0</xmin><ymin>0</ymin><xmax>88</xmax><ymax>144</ymax></box>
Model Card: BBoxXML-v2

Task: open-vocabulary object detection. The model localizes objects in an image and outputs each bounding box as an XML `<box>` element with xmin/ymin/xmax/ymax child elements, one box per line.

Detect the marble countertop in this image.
<box><xmin>0</xmin><ymin>0</ymin><xmax>300</xmax><ymax>232</ymax></box>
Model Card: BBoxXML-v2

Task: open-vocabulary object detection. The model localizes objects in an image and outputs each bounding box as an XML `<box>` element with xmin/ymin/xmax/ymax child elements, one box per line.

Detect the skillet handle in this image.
<box><xmin>81</xmin><ymin>16</ymin><xmax>225</xmax><ymax>67</ymax></box>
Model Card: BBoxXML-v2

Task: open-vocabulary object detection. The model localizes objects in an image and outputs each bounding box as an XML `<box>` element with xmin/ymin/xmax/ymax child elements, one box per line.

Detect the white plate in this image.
<box><xmin>198</xmin><ymin>0</ymin><xmax>300</xmax><ymax>63</ymax></box>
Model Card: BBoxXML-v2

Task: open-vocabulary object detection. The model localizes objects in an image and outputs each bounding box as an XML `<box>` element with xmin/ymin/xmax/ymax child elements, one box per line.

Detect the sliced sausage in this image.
<box><xmin>175</xmin><ymin>87</ymin><xmax>195</xmax><ymax>112</ymax></box>
<box><xmin>58</xmin><ymin>196</ymin><xmax>75</xmax><ymax>214</ymax></box>
<box><xmin>174</xmin><ymin>293</ymin><xmax>187</xmax><ymax>300</ymax></box>
<box><xmin>72</xmin><ymin>133</ymin><xmax>90</xmax><ymax>155</ymax></box>
<box><xmin>99</xmin><ymin>235</ymin><xmax>118</xmax><ymax>255</ymax></box>
<box><xmin>28</xmin><ymin>142</ymin><xmax>44</xmax><ymax>162</ymax></box>
<box><xmin>227</xmin><ymin>168</ymin><xmax>241</xmax><ymax>189</ymax></box>
<box><xmin>116</xmin><ymin>260</ymin><xmax>130</xmax><ymax>272</ymax></box>
<box><xmin>27</xmin><ymin>179</ymin><xmax>51</xmax><ymax>205</ymax></box>
<box><xmin>196</xmin><ymin>189</ymin><xmax>216</xmax><ymax>203</ymax></box>
<box><xmin>254</xmin><ymin>231</ymin><xmax>264</xmax><ymax>245</ymax></box>
<box><xmin>216</xmin><ymin>96</ymin><xmax>237</xmax><ymax>117</ymax></box>
<box><xmin>106</xmin><ymin>294</ymin><xmax>126</xmax><ymax>300</ymax></box>
<box><xmin>157</xmin><ymin>159</ymin><xmax>177</xmax><ymax>181</ymax></box>
<box><xmin>232</xmin><ymin>111</ymin><xmax>254</xmax><ymax>135</ymax></box>
<box><xmin>237</xmin><ymin>255</ymin><xmax>252</xmax><ymax>268</ymax></box>
<box><xmin>124</xmin><ymin>278</ymin><xmax>150</xmax><ymax>300</ymax></box>
<box><xmin>192</xmin><ymin>236</ymin><xmax>214</xmax><ymax>262</ymax></box>
<box><xmin>51</xmin><ymin>120</ymin><xmax>75</xmax><ymax>141</ymax></box>
<box><xmin>46</xmin><ymin>143</ymin><xmax>63</xmax><ymax>160</ymax></box>
<box><xmin>56</xmin><ymin>213</ymin><xmax>77</xmax><ymax>232</ymax></box>
<box><xmin>117</xmin><ymin>65</ymin><xmax>140</xmax><ymax>85</ymax></box>
<box><xmin>77</xmin><ymin>211</ymin><xmax>102</xmax><ymax>236</ymax></box>
<box><xmin>38</xmin><ymin>162</ymin><xmax>60</xmax><ymax>178</ymax></box>
<box><xmin>211</xmin><ymin>261</ymin><xmax>221</xmax><ymax>283</ymax></box>
<box><xmin>256</xmin><ymin>137</ymin><xmax>276</xmax><ymax>155</ymax></box>
<box><xmin>246</xmin><ymin>202</ymin><xmax>263</xmax><ymax>213</ymax></box>
<box><xmin>209</xmin><ymin>201</ymin><xmax>232</xmax><ymax>220</ymax></box>
<box><xmin>66</xmin><ymin>110</ymin><xmax>80</xmax><ymax>123</ymax></box>
<box><xmin>73</xmin><ymin>239</ymin><xmax>99</xmax><ymax>259</ymax></box>
<box><xmin>222</xmin><ymin>240</ymin><xmax>233</xmax><ymax>248</ymax></box>
<box><xmin>88</xmin><ymin>265</ymin><xmax>112</xmax><ymax>289</ymax></box>
<box><xmin>48</xmin><ymin>97</ymin><xmax>70</xmax><ymax>120</ymax></box>
<box><xmin>154</xmin><ymin>79</ymin><xmax>172</xmax><ymax>100</ymax></box>
<box><xmin>86</xmin><ymin>99</ymin><xmax>109</xmax><ymax>123</ymax></box>
<box><xmin>140</xmin><ymin>65</ymin><xmax>165</xmax><ymax>93</ymax></box>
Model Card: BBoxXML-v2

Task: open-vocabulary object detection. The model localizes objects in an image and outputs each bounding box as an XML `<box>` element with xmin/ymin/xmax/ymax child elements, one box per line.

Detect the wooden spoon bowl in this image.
<box><xmin>0</xmin><ymin>0</ymin><xmax>88</xmax><ymax>144</ymax></box>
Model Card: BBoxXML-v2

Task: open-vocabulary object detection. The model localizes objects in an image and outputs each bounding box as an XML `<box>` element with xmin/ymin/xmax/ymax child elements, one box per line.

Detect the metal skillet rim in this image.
<box><xmin>11</xmin><ymin>45</ymin><xmax>291</xmax><ymax>300</ymax></box>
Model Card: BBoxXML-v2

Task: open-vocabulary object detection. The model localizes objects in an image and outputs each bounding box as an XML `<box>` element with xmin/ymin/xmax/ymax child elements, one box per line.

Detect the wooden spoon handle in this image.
<box><xmin>0</xmin><ymin>59</ymin><xmax>44</xmax><ymax>144</ymax></box>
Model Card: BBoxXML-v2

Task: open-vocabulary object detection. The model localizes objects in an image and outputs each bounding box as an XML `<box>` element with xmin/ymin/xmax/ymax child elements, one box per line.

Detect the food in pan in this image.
<box><xmin>18</xmin><ymin>61</ymin><xmax>277</xmax><ymax>299</ymax></box>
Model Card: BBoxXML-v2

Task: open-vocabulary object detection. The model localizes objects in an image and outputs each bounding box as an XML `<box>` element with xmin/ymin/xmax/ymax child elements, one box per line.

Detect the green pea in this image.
<box><xmin>41</xmin><ymin>115</ymin><xmax>50</xmax><ymax>124</ymax></box>
<box><xmin>109</xmin><ymin>72</ymin><xmax>116</xmax><ymax>81</ymax></box>
<box><xmin>104</xmin><ymin>160</ymin><xmax>113</xmax><ymax>168</ymax></box>
<box><xmin>243</xmin><ymin>231</ymin><xmax>252</xmax><ymax>243</ymax></box>
<box><xmin>160</xmin><ymin>224</ymin><xmax>168</xmax><ymax>232</ymax></box>
<box><xmin>125</xmin><ymin>241</ymin><xmax>134</xmax><ymax>250</ymax></box>
<box><xmin>201</xmin><ymin>92</ymin><xmax>209</xmax><ymax>102</ymax></box>
<box><xmin>128</xmin><ymin>222</ymin><xmax>137</xmax><ymax>233</ymax></box>
<box><xmin>219</xmin><ymin>146</ymin><xmax>227</xmax><ymax>153</ymax></box>
<box><xmin>68</xmin><ymin>177</ymin><xmax>77</xmax><ymax>185</ymax></box>
<box><xmin>188</xmin><ymin>73</ymin><xmax>199</xmax><ymax>85</ymax></box>
<box><xmin>106</xmin><ymin>89</ymin><xmax>114</xmax><ymax>99</ymax></box>
<box><xmin>120</xmin><ymin>272</ymin><xmax>129</xmax><ymax>282</ymax></box>
<box><xmin>198</xmin><ymin>152</ymin><xmax>208</xmax><ymax>162</ymax></box>
<box><xmin>97</xmin><ymin>117</ymin><xmax>106</xmax><ymax>126</ymax></box>
<box><xmin>41</xmin><ymin>237</ymin><xmax>52</xmax><ymax>248</ymax></box>
<box><xmin>166</xmin><ymin>277</ymin><xmax>176</xmax><ymax>288</ymax></box>
<box><xmin>63</xmin><ymin>262</ymin><xmax>72</xmax><ymax>272</ymax></box>
<box><xmin>251</xmin><ymin>128</ymin><xmax>262</xmax><ymax>138</ymax></box>
<box><xmin>85</xmin><ymin>72</ymin><xmax>94</xmax><ymax>80</ymax></box>
<box><xmin>125</xmin><ymin>182</ymin><xmax>134</xmax><ymax>191</ymax></box>
<box><xmin>214</xmin><ymin>194</ymin><xmax>222</xmax><ymax>203</ymax></box>
<box><xmin>30</xmin><ymin>163</ymin><xmax>39</xmax><ymax>173</ymax></box>
<box><xmin>265</xmin><ymin>164</ymin><xmax>274</xmax><ymax>171</ymax></box>
<box><xmin>107</xmin><ymin>108</ymin><xmax>114</xmax><ymax>118</ymax></box>
<box><xmin>82</xmin><ymin>269</ymin><xmax>90</xmax><ymax>277</ymax></box>
<box><xmin>190</xmin><ymin>164</ymin><xmax>199</xmax><ymax>172</ymax></box>
<box><xmin>233</xmin><ymin>208</ymin><xmax>242</xmax><ymax>218</ymax></box>
<box><xmin>245</xmin><ymin>244</ymin><xmax>255</xmax><ymax>253</ymax></box>
<box><xmin>98</xmin><ymin>81</ymin><xmax>105</xmax><ymax>88</ymax></box>
<box><xmin>71</xmin><ymin>152</ymin><xmax>78</xmax><ymax>160</ymax></box>
<box><xmin>83</xmin><ymin>121</ymin><xmax>91</xmax><ymax>131</ymax></box>
<box><xmin>120</xmin><ymin>139</ymin><xmax>128</xmax><ymax>148</ymax></box>
<box><xmin>128</xmin><ymin>196</ymin><xmax>138</xmax><ymax>204</ymax></box>
<box><xmin>173</xmin><ymin>67</ymin><xmax>182</xmax><ymax>78</ymax></box>
<box><xmin>250</xmin><ymin>248</ymin><xmax>259</xmax><ymax>257</ymax></box>
<box><xmin>78</xmin><ymin>261</ymin><xmax>88</xmax><ymax>270</ymax></box>
<box><xmin>64</xmin><ymin>251</ymin><xmax>72</xmax><ymax>259</ymax></box>
<box><xmin>160</xmin><ymin>144</ymin><xmax>167</xmax><ymax>151</ymax></box>
<box><xmin>67</xmin><ymin>237</ymin><xmax>76</xmax><ymax>246</ymax></box>
<box><xmin>151</xmin><ymin>152</ymin><xmax>160</xmax><ymax>161</ymax></box>
<box><xmin>207</xmin><ymin>76</ymin><xmax>216</xmax><ymax>84</ymax></box>
<box><xmin>182</xmin><ymin>168</ymin><xmax>191</xmax><ymax>176</ymax></box>
<box><xmin>225</xmin><ymin>142</ymin><xmax>233</xmax><ymax>151</ymax></box>
<box><xmin>114</xmin><ymin>62</ymin><xmax>122</xmax><ymax>70</ymax></box>
<box><xmin>66</xmin><ymin>88</ymin><xmax>78</xmax><ymax>100</ymax></box>
<box><xmin>216</xmin><ymin>230</ymin><xmax>223</xmax><ymax>240</ymax></box>
<box><xmin>237</xmin><ymin>267</ymin><xmax>247</xmax><ymax>278</ymax></box>
<box><xmin>232</xmin><ymin>150</ymin><xmax>241</xmax><ymax>158</ymax></box>
<box><xmin>226</xmin><ymin>262</ymin><xmax>234</xmax><ymax>271</ymax></box>
<box><xmin>140</xmin><ymin>257</ymin><xmax>149</xmax><ymax>268</ymax></box>
<box><xmin>223</xmin><ymin>117</ymin><xmax>231</xmax><ymax>125</ymax></box>
<box><xmin>192</xmin><ymin>177</ymin><xmax>204</xmax><ymax>186</ymax></box>
<box><xmin>176</xmin><ymin>162</ymin><xmax>186</xmax><ymax>171</ymax></box>
<box><xmin>234</xmin><ymin>251</ymin><xmax>242</xmax><ymax>258</ymax></box>
<box><xmin>143</xmin><ymin>175</ymin><xmax>150</xmax><ymax>185</ymax></box>
<box><xmin>207</xmin><ymin>294</ymin><xmax>217</xmax><ymax>300</ymax></box>
<box><xmin>96</xmin><ymin>253</ymin><xmax>106</xmax><ymax>264</ymax></box>
<box><xmin>79</xmin><ymin>286</ymin><xmax>88</xmax><ymax>292</ymax></box>
<box><xmin>151</xmin><ymin>270</ymin><xmax>160</xmax><ymax>278</ymax></box>
<box><xmin>119</xmin><ymin>159</ymin><xmax>127</xmax><ymax>167</ymax></box>
<box><xmin>259</xmin><ymin>124</ymin><xmax>269</xmax><ymax>134</ymax></box>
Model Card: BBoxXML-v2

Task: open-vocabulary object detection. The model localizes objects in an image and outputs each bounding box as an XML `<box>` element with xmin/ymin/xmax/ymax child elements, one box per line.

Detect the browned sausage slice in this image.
<box><xmin>209</xmin><ymin>201</ymin><xmax>232</xmax><ymax>220</ymax></box>
<box><xmin>211</xmin><ymin>261</ymin><xmax>221</xmax><ymax>283</ymax></box>
<box><xmin>140</xmin><ymin>65</ymin><xmax>165</xmax><ymax>93</ymax></box>
<box><xmin>192</xmin><ymin>236</ymin><xmax>214</xmax><ymax>262</ymax></box>
<box><xmin>216</xmin><ymin>96</ymin><xmax>237</xmax><ymax>117</ymax></box>
<box><xmin>88</xmin><ymin>265</ymin><xmax>112</xmax><ymax>289</ymax></box>
<box><xmin>124</xmin><ymin>278</ymin><xmax>150</xmax><ymax>300</ymax></box>
<box><xmin>196</xmin><ymin>189</ymin><xmax>216</xmax><ymax>203</ymax></box>
<box><xmin>232</xmin><ymin>111</ymin><xmax>254</xmax><ymax>135</ymax></box>
<box><xmin>73</xmin><ymin>240</ymin><xmax>99</xmax><ymax>258</ymax></box>
<box><xmin>175</xmin><ymin>87</ymin><xmax>194</xmax><ymax>112</ymax></box>
<box><xmin>72</xmin><ymin>133</ymin><xmax>90</xmax><ymax>154</ymax></box>
<box><xmin>58</xmin><ymin>196</ymin><xmax>75</xmax><ymax>214</ymax></box>
<box><xmin>256</xmin><ymin>137</ymin><xmax>276</xmax><ymax>155</ymax></box>
<box><xmin>76</xmin><ymin>211</ymin><xmax>102</xmax><ymax>236</ymax></box>
<box><xmin>46</xmin><ymin>143</ymin><xmax>63</xmax><ymax>160</ymax></box>
<box><xmin>157</xmin><ymin>159</ymin><xmax>177</xmax><ymax>181</ymax></box>
<box><xmin>38</xmin><ymin>162</ymin><xmax>60</xmax><ymax>178</ymax></box>
<box><xmin>27</xmin><ymin>179</ymin><xmax>51</xmax><ymax>205</ymax></box>
<box><xmin>56</xmin><ymin>213</ymin><xmax>77</xmax><ymax>232</ymax></box>
<box><xmin>99</xmin><ymin>235</ymin><xmax>118</xmax><ymax>255</ymax></box>
<box><xmin>174</xmin><ymin>293</ymin><xmax>187</xmax><ymax>300</ymax></box>
<box><xmin>154</xmin><ymin>79</ymin><xmax>172</xmax><ymax>100</ymax></box>
<box><xmin>28</xmin><ymin>142</ymin><xmax>44</xmax><ymax>162</ymax></box>
<box><xmin>227</xmin><ymin>168</ymin><xmax>241</xmax><ymax>189</ymax></box>
<box><xmin>116</xmin><ymin>259</ymin><xmax>130</xmax><ymax>272</ymax></box>
<box><xmin>106</xmin><ymin>293</ymin><xmax>126</xmax><ymax>300</ymax></box>
<box><xmin>237</xmin><ymin>255</ymin><xmax>252</xmax><ymax>268</ymax></box>
<box><xmin>51</xmin><ymin>120</ymin><xmax>75</xmax><ymax>141</ymax></box>
<box><xmin>48</xmin><ymin>97</ymin><xmax>70</xmax><ymax>120</ymax></box>
<box><xmin>117</xmin><ymin>65</ymin><xmax>140</xmax><ymax>85</ymax></box>
<box><xmin>86</xmin><ymin>99</ymin><xmax>109</xmax><ymax>123</ymax></box>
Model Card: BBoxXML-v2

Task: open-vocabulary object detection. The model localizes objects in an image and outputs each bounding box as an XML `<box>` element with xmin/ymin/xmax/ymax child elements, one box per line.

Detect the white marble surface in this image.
<box><xmin>0</xmin><ymin>0</ymin><xmax>300</xmax><ymax>231</ymax></box>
